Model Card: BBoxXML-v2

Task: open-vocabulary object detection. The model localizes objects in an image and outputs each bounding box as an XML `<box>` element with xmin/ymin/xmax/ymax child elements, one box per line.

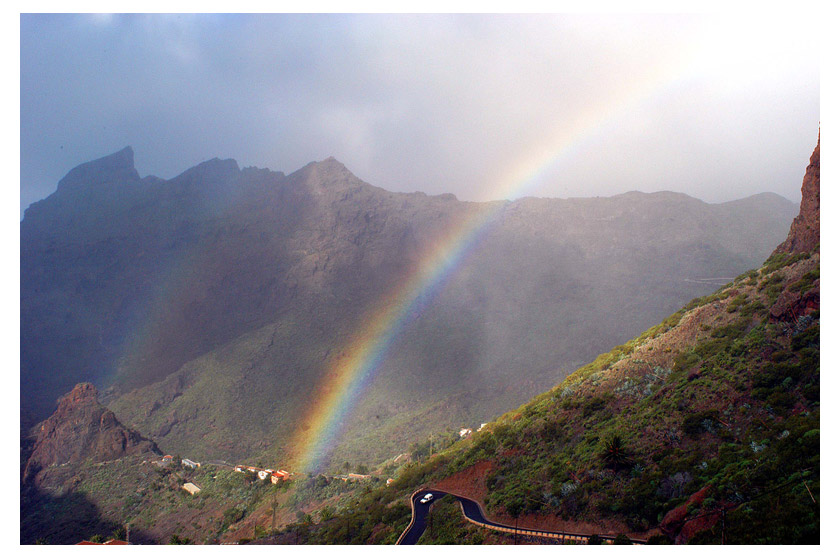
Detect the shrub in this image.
<box><xmin>582</xmin><ymin>396</ymin><xmax>610</xmax><ymax>416</ymax></box>
<box><xmin>791</xmin><ymin>269</ymin><xmax>819</xmax><ymax>294</ymax></box>
<box><xmin>763</xmin><ymin>252</ymin><xmax>807</xmax><ymax>274</ymax></box>
<box><xmin>682</xmin><ymin>410</ymin><xmax>719</xmax><ymax>437</ymax></box>
<box><xmin>673</xmin><ymin>350</ymin><xmax>701</xmax><ymax>373</ymax></box>
<box><xmin>223</xmin><ymin>506</ymin><xmax>245</xmax><ymax>527</ymax></box>
<box><xmin>601</xmin><ymin>435</ymin><xmax>633</xmax><ymax>470</ymax></box>
<box><xmin>791</xmin><ymin>323</ymin><xmax>819</xmax><ymax>351</ymax></box>
<box><xmin>727</xmin><ymin>294</ymin><xmax>748</xmax><ymax>313</ymax></box>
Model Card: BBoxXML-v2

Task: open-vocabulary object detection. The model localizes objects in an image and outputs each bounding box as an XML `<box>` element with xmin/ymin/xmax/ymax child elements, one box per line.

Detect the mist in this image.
<box><xmin>21</xmin><ymin>13</ymin><xmax>819</xmax><ymax>218</ymax></box>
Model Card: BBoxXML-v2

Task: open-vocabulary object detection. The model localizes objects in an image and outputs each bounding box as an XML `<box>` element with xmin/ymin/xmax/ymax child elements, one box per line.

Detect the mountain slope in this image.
<box><xmin>412</xmin><ymin>135</ymin><xmax>821</xmax><ymax>544</ymax></box>
<box><xmin>260</xmin><ymin>134</ymin><xmax>819</xmax><ymax>545</ymax></box>
<box><xmin>22</xmin><ymin>148</ymin><xmax>796</xmax><ymax>469</ymax></box>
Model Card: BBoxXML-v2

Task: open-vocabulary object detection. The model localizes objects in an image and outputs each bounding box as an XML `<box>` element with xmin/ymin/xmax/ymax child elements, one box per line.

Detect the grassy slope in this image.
<box><xmin>99</xmin><ymin>189</ymin><xmax>794</xmax><ymax>474</ymax></box>
<box><xmin>271</xmin><ymin>248</ymin><xmax>819</xmax><ymax>544</ymax></box>
<box><xmin>20</xmin><ymin>456</ymin><xmax>290</xmax><ymax>544</ymax></box>
<box><xmin>25</xmin><ymin>249</ymin><xmax>818</xmax><ymax>545</ymax></box>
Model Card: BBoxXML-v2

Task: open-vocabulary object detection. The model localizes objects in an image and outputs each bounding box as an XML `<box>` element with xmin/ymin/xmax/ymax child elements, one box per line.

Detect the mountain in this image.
<box><xmin>262</xmin><ymin>133</ymin><xmax>819</xmax><ymax>545</ymax></box>
<box><xmin>22</xmin><ymin>382</ymin><xmax>159</xmax><ymax>485</ymax></box>
<box><xmin>21</xmin><ymin>148</ymin><xmax>797</xmax><ymax>469</ymax></box>
<box><xmin>398</xmin><ymin>135</ymin><xmax>820</xmax><ymax>544</ymax></box>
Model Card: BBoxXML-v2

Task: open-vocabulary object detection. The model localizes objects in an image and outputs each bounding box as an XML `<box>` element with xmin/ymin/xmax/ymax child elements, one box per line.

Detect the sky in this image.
<box><xmin>19</xmin><ymin>11</ymin><xmax>820</xmax><ymax>218</ymax></box>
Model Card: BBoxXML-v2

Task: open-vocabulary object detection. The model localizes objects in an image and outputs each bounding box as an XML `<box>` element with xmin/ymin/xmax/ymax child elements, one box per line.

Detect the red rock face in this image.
<box><xmin>23</xmin><ymin>383</ymin><xmax>159</xmax><ymax>484</ymax></box>
<box><xmin>659</xmin><ymin>486</ymin><xmax>723</xmax><ymax>544</ymax></box>
<box><xmin>769</xmin><ymin>279</ymin><xmax>820</xmax><ymax>322</ymax></box>
<box><xmin>776</xmin><ymin>134</ymin><xmax>820</xmax><ymax>254</ymax></box>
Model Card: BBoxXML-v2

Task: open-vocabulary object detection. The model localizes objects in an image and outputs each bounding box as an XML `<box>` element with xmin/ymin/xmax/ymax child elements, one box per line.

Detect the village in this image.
<box><xmin>146</xmin><ymin>423</ymin><xmax>488</xmax><ymax>499</ymax></box>
<box><xmin>233</xmin><ymin>464</ymin><xmax>292</xmax><ymax>484</ymax></box>
<box><xmin>78</xmin><ymin>422</ymin><xmax>489</xmax><ymax>544</ymax></box>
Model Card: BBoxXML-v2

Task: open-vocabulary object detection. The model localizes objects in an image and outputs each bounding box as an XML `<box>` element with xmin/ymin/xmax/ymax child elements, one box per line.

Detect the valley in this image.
<box><xmin>19</xmin><ymin>137</ymin><xmax>817</xmax><ymax>545</ymax></box>
<box><xmin>19</xmin><ymin>12</ymin><xmax>819</xmax><ymax>547</ymax></box>
<box><xmin>21</xmin><ymin>148</ymin><xmax>796</xmax><ymax>472</ymax></box>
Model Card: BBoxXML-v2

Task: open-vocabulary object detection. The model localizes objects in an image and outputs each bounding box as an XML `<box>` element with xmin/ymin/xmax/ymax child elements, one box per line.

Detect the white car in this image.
<box><xmin>420</xmin><ymin>493</ymin><xmax>434</xmax><ymax>504</ymax></box>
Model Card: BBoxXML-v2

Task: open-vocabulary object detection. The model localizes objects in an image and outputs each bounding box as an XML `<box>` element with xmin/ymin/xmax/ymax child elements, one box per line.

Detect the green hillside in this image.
<box><xmin>28</xmin><ymin>236</ymin><xmax>817</xmax><ymax>546</ymax></box>
<box><xmin>268</xmin><ymin>246</ymin><xmax>819</xmax><ymax>544</ymax></box>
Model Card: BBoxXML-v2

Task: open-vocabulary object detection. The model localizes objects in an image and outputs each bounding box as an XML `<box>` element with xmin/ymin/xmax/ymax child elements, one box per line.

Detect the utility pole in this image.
<box><xmin>125</xmin><ymin>523</ymin><xmax>130</xmax><ymax>544</ymax></box>
<box><xmin>721</xmin><ymin>509</ymin><xmax>726</xmax><ymax>545</ymax></box>
<box><xmin>514</xmin><ymin>516</ymin><xmax>518</xmax><ymax>545</ymax></box>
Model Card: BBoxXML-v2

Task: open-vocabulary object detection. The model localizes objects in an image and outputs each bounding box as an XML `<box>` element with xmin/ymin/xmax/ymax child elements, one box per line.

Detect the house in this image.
<box><xmin>478</xmin><ymin>423</ymin><xmax>488</xmax><ymax>432</ymax></box>
<box><xmin>161</xmin><ymin>454</ymin><xmax>174</xmax><ymax>463</ymax></box>
<box><xmin>181</xmin><ymin>458</ymin><xmax>201</xmax><ymax>468</ymax></box>
<box><xmin>234</xmin><ymin>464</ymin><xmax>291</xmax><ymax>482</ymax></box>
<box><xmin>182</xmin><ymin>482</ymin><xmax>201</xmax><ymax>495</ymax></box>
<box><xmin>344</xmin><ymin>473</ymin><xmax>370</xmax><ymax>482</ymax></box>
<box><xmin>459</xmin><ymin>428</ymin><xmax>473</xmax><ymax>438</ymax></box>
<box><xmin>386</xmin><ymin>478</ymin><xmax>395</xmax><ymax>486</ymax></box>
<box><xmin>270</xmin><ymin>470</ymin><xmax>291</xmax><ymax>484</ymax></box>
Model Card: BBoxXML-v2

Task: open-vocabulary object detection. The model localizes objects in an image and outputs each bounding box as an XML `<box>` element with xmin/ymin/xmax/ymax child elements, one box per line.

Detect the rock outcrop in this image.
<box><xmin>660</xmin><ymin>486</ymin><xmax>724</xmax><ymax>544</ymax></box>
<box><xmin>23</xmin><ymin>383</ymin><xmax>159</xmax><ymax>484</ymax></box>
<box><xmin>775</xmin><ymin>133</ymin><xmax>820</xmax><ymax>254</ymax></box>
<box><xmin>55</xmin><ymin>146</ymin><xmax>140</xmax><ymax>194</ymax></box>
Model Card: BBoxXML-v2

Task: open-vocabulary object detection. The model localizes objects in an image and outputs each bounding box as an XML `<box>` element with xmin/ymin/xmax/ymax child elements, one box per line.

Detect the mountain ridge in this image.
<box><xmin>19</xmin><ymin>135</ymin><xmax>817</xmax><ymax>545</ymax></box>
<box><xmin>410</xmin><ymin>135</ymin><xmax>821</xmax><ymax>544</ymax></box>
<box><xmin>22</xmin><ymin>148</ymin><xmax>797</xmax><ymax>470</ymax></box>
<box><xmin>258</xmin><ymin>134</ymin><xmax>819</xmax><ymax>545</ymax></box>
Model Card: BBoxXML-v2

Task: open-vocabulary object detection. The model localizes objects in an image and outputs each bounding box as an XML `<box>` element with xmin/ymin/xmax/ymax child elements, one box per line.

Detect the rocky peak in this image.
<box><xmin>59</xmin><ymin>382</ymin><xmax>99</xmax><ymax>407</ymax></box>
<box><xmin>56</xmin><ymin>146</ymin><xmax>140</xmax><ymax>193</ymax></box>
<box><xmin>23</xmin><ymin>383</ymin><xmax>159</xmax><ymax>484</ymax></box>
<box><xmin>295</xmin><ymin>156</ymin><xmax>366</xmax><ymax>192</ymax></box>
<box><xmin>775</xmin><ymin>133</ymin><xmax>820</xmax><ymax>255</ymax></box>
<box><xmin>173</xmin><ymin>156</ymin><xmax>241</xmax><ymax>184</ymax></box>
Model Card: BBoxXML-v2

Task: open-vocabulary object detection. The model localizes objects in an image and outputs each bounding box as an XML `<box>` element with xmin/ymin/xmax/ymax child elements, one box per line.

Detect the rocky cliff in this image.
<box><xmin>775</xmin><ymin>133</ymin><xmax>820</xmax><ymax>254</ymax></box>
<box><xmin>23</xmin><ymin>383</ymin><xmax>159</xmax><ymax>484</ymax></box>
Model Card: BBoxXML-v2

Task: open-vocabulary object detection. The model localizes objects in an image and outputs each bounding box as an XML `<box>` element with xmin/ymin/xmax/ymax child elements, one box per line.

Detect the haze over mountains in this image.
<box><xmin>21</xmin><ymin>148</ymin><xmax>796</xmax><ymax>468</ymax></box>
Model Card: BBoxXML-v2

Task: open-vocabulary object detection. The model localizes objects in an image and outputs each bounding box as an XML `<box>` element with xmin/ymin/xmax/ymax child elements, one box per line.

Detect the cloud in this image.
<box><xmin>20</xmin><ymin>13</ymin><xmax>819</xmax><ymax>217</ymax></box>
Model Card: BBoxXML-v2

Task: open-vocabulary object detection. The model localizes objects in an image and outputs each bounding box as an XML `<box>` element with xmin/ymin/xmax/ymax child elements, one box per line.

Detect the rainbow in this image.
<box><xmin>287</xmin><ymin>54</ymin><xmax>700</xmax><ymax>473</ymax></box>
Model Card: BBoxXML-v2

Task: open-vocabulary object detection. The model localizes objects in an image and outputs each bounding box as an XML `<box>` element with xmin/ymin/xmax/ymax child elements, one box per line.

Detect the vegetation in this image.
<box><xmin>269</xmin><ymin>248</ymin><xmax>820</xmax><ymax>545</ymax></box>
<box><xmin>601</xmin><ymin>435</ymin><xmax>633</xmax><ymax>470</ymax></box>
<box><xmin>23</xmin><ymin>247</ymin><xmax>819</xmax><ymax>545</ymax></box>
<box><xmin>415</xmin><ymin>495</ymin><xmax>508</xmax><ymax>544</ymax></box>
<box><xmin>446</xmin><ymin>250</ymin><xmax>819</xmax><ymax>542</ymax></box>
<box><xmin>20</xmin><ymin>457</ymin><xmax>288</xmax><ymax>544</ymax></box>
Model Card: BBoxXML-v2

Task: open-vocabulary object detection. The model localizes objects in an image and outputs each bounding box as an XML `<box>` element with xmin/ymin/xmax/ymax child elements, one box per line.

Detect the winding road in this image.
<box><xmin>396</xmin><ymin>488</ymin><xmax>646</xmax><ymax>545</ymax></box>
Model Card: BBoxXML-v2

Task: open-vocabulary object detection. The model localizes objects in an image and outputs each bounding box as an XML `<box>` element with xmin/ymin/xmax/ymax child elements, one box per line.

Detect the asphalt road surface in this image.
<box><xmin>397</xmin><ymin>491</ymin><xmax>449</xmax><ymax>545</ymax></box>
<box><xmin>397</xmin><ymin>489</ymin><xmax>646</xmax><ymax>545</ymax></box>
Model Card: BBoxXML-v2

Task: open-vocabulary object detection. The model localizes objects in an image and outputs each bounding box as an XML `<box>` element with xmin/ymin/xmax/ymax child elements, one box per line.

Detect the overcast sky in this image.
<box><xmin>20</xmin><ymin>12</ymin><xmax>819</xmax><ymax>217</ymax></box>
